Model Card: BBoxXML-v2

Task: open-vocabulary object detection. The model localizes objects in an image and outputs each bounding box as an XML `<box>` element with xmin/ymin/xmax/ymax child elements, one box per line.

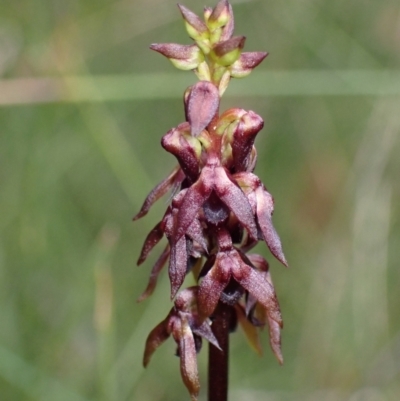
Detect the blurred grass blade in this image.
<box><xmin>0</xmin><ymin>344</ymin><xmax>91</xmax><ymax>401</ymax></box>
<box><xmin>1</xmin><ymin>71</ymin><xmax>400</xmax><ymax>106</ymax></box>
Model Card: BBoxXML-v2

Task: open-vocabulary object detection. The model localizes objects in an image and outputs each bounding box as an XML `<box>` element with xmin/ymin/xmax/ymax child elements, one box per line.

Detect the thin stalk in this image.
<box><xmin>208</xmin><ymin>301</ymin><xmax>232</xmax><ymax>401</ymax></box>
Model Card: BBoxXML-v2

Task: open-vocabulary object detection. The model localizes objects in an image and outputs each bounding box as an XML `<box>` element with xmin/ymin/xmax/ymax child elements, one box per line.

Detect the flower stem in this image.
<box><xmin>208</xmin><ymin>301</ymin><xmax>232</xmax><ymax>401</ymax></box>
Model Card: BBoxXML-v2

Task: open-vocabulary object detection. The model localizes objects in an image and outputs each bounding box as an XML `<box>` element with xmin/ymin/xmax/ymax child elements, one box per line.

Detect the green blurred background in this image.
<box><xmin>1</xmin><ymin>0</ymin><xmax>400</xmax><ymax>400</ymax></box>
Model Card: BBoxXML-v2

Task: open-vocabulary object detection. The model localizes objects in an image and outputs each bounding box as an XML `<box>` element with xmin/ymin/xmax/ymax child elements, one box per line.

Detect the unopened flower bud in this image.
<box><xmin>207</xmin><ymin>0</ymin><xmax>230</xmax><ymax>31</ymax></box>
<box><xmin>203</xmin><ymin>6</ymin><xmax>213</xmax><ymax>22</ymax></box>
<box><xmin>161</xmin><ymin>122</ymin><xmax>202</xmax><ymax>182</ymax></box>
<box><xmin>178</xmin><ymin>4</ymin><xmax>209</xmax><ymax>42</ymax></box>
<box><xmin>150</xmin><ymin>43</ymin><xmax>204</xmax><ymax>71</ymax></box>
<box><xmin>215</xmin><ymin>108</ymin><xmax>243</xmax><ymax>166</ymax></box>
<box><xmin>210</xmin><ymin>36</ymin><xmax>246</xmax><ymax>67</ymax></box>
<box><xmin>220</xmin><ymin>2</ymin><xmax>234</xmax><ymax>41</ymax></box>
<box><xmin>232</xmin><ymin>111</ymin><xmax>264</xmax><ymax>172</ymax></box>
<box><xmin>229</xmin><ymin>52</ymin><xmax>268</xmax><ymax>78</ymax></box>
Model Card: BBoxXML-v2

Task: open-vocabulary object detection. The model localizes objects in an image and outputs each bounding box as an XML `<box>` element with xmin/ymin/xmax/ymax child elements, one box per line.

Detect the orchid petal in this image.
<box><xmin>255</xmin><ymin>187</ymin><xmax>288</xmax><ymax>266</ymax></box>
<box><xmin>186</xmin><ymin>217</ymin><xmax>208</xmax><ymax>254</ymax></box>
<box><xmin>247</xmin><ymin>253</ymin><xmax>269</xmax><ymax>272</ymax></box>
<box><xmin>268</xmin><ymin>315</ymin><xmax>283</xmax><ymax>365</ymax></box>
<box><xmin>186</xmin><ymin>81</ymin><xmax>220</xmax><ymax>137</ymax></box>
<box><xmin>133</xmin><ymin>166</ymin><xmax>183</xmax><ymax>220</ymax></box>
<box><xmin>175</xmin><ymin>166</ymin><xmax>213</xmax><ymax>240</ymax></box>
<box><xmin>245</xmin><ymin>293</ymin><xmax>257</xmax><ymax>317</ymax></box>
<box><xmin>232</xmin><ymin>259</ymin><xmax>282</xmax><ymax>326</ymax></box>
<box><xmin>198</xmin><ymin>253</ymin><xmax>231</xmax><ymax>320</ymax></box>
<box><xmin>137</xmin><ymin>245</ymin><xmax>170</xmax><ymax>302</ymax></box>
<box><xmin>178</xmin><ymin>315</ymin><xmax>200</xmax><ymax>401</ymax></box>
<box><xmin>234</xmin><ymin>303</ymin><xmax>262</xmax><ymax>355</ymax></box>
<box><xmin>137</xmin><ymin>221</ymin><xmax>164</xmax><ymax>265</ymax></box>
<box><xmin>143</xmin><ymin>317</ymin><xmax>171</xmax><ymax>367</ymax></box>
<box><xmin>214</xmin><ymin>167</ymin><xmax>258</xmax><ymax>240</ymax></box>
<box><xmin>169</xmin><ymin>234</ymin><xmax>189</xmax><ymax>299</ymax></box>
<box><xmin>254</xmin><ymin>302</ymin><xmax>268</xmax><ymax>326</ymax></box>
<box><xmin>192</xmin><ymin>321</ymin><xmax>221</xmax><ymax>350</ymax></box>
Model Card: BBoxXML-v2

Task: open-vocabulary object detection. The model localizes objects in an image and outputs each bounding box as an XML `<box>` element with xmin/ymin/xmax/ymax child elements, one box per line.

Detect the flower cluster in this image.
<box><xmin>134</xmin><ymin>1</ymin><xmax>287</xmax><ymax>399</ymax></box>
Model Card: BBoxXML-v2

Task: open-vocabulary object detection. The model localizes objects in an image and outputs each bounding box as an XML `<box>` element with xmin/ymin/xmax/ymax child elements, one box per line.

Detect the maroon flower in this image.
<box><xmin>245</xmin><ymin>253</ymin><xmax>283</xmax><ymax>364</ymax></box>
<box><xmin>229</xmin><ymin>51</ymin><xmax>268</xmax><ymax>78</ymax></box>
<box><xmin>134</xmin><ymin>1</ymin><xmax>287</xmax><ymax>399</ymax></box>
<box><xmin>235</xmin><ymin>172</ymin><xmax>288</xmax><ymax>266</ymax></box>
<box><xmin>174</xmin><ymin>160</ymin><xmax>258</xmax><ymax>242</ymax></box>
<box><xmin>197</xmin><ymin>227</ymin><xmax>282</xmax><ymax>325</ymax></box>
<box><xmin>143</xmin><ymin>287</ymin><xmax>219</xmax><ymax>400</ymax></box>
<box><xmin>150</xmin><ymin>43</ymin><xmax>204</xmax><ymax>70</ymax></box>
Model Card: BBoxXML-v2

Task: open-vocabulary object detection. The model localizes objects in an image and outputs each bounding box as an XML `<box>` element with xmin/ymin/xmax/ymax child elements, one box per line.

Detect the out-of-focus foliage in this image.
<box><xmin>0</xmin><ymin>0</ymin><xmax>399</xmax><ymax>400</ymax></box>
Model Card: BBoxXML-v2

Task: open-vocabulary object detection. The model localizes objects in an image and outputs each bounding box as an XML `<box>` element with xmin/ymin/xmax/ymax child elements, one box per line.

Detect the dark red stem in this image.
<box><xmin>208</xmin><ymin>301</ymin><xmax>232</xmax><ymax>401</ymax></box>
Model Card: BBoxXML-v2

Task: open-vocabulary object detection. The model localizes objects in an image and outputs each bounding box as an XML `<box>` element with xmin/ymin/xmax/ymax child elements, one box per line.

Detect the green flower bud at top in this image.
<box><xmin>178</xmin><ymin>4</ymin><xmax>209</xmax><ymax>42</ymax></box>
<box><xmin>220</xmin><ymin>2</ymin><xmax>234</xmax><ymax>41</ymax></box>
<box><xmin>210</xmin><ymin>36</ymin><xmax>246</xmax><ymax>67</ymax></box>
<box><xmin>207</xmin><ymin>0</ymin><xmax>230</xmax><ymax>31</ymax></box>
<box><xmin>150</xmin><ymin>43</ymin><xmax>204</xmax><ymax>71</ymax></box>
<box><xmin>203</xmin><ymin>6</ymin><xmax>212</xmax><ymax>22</ymax></box>
<box><xmin>229</xmin><ymin>52</ymin><xmax>268</xmax><ymax>78</ymax></box>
